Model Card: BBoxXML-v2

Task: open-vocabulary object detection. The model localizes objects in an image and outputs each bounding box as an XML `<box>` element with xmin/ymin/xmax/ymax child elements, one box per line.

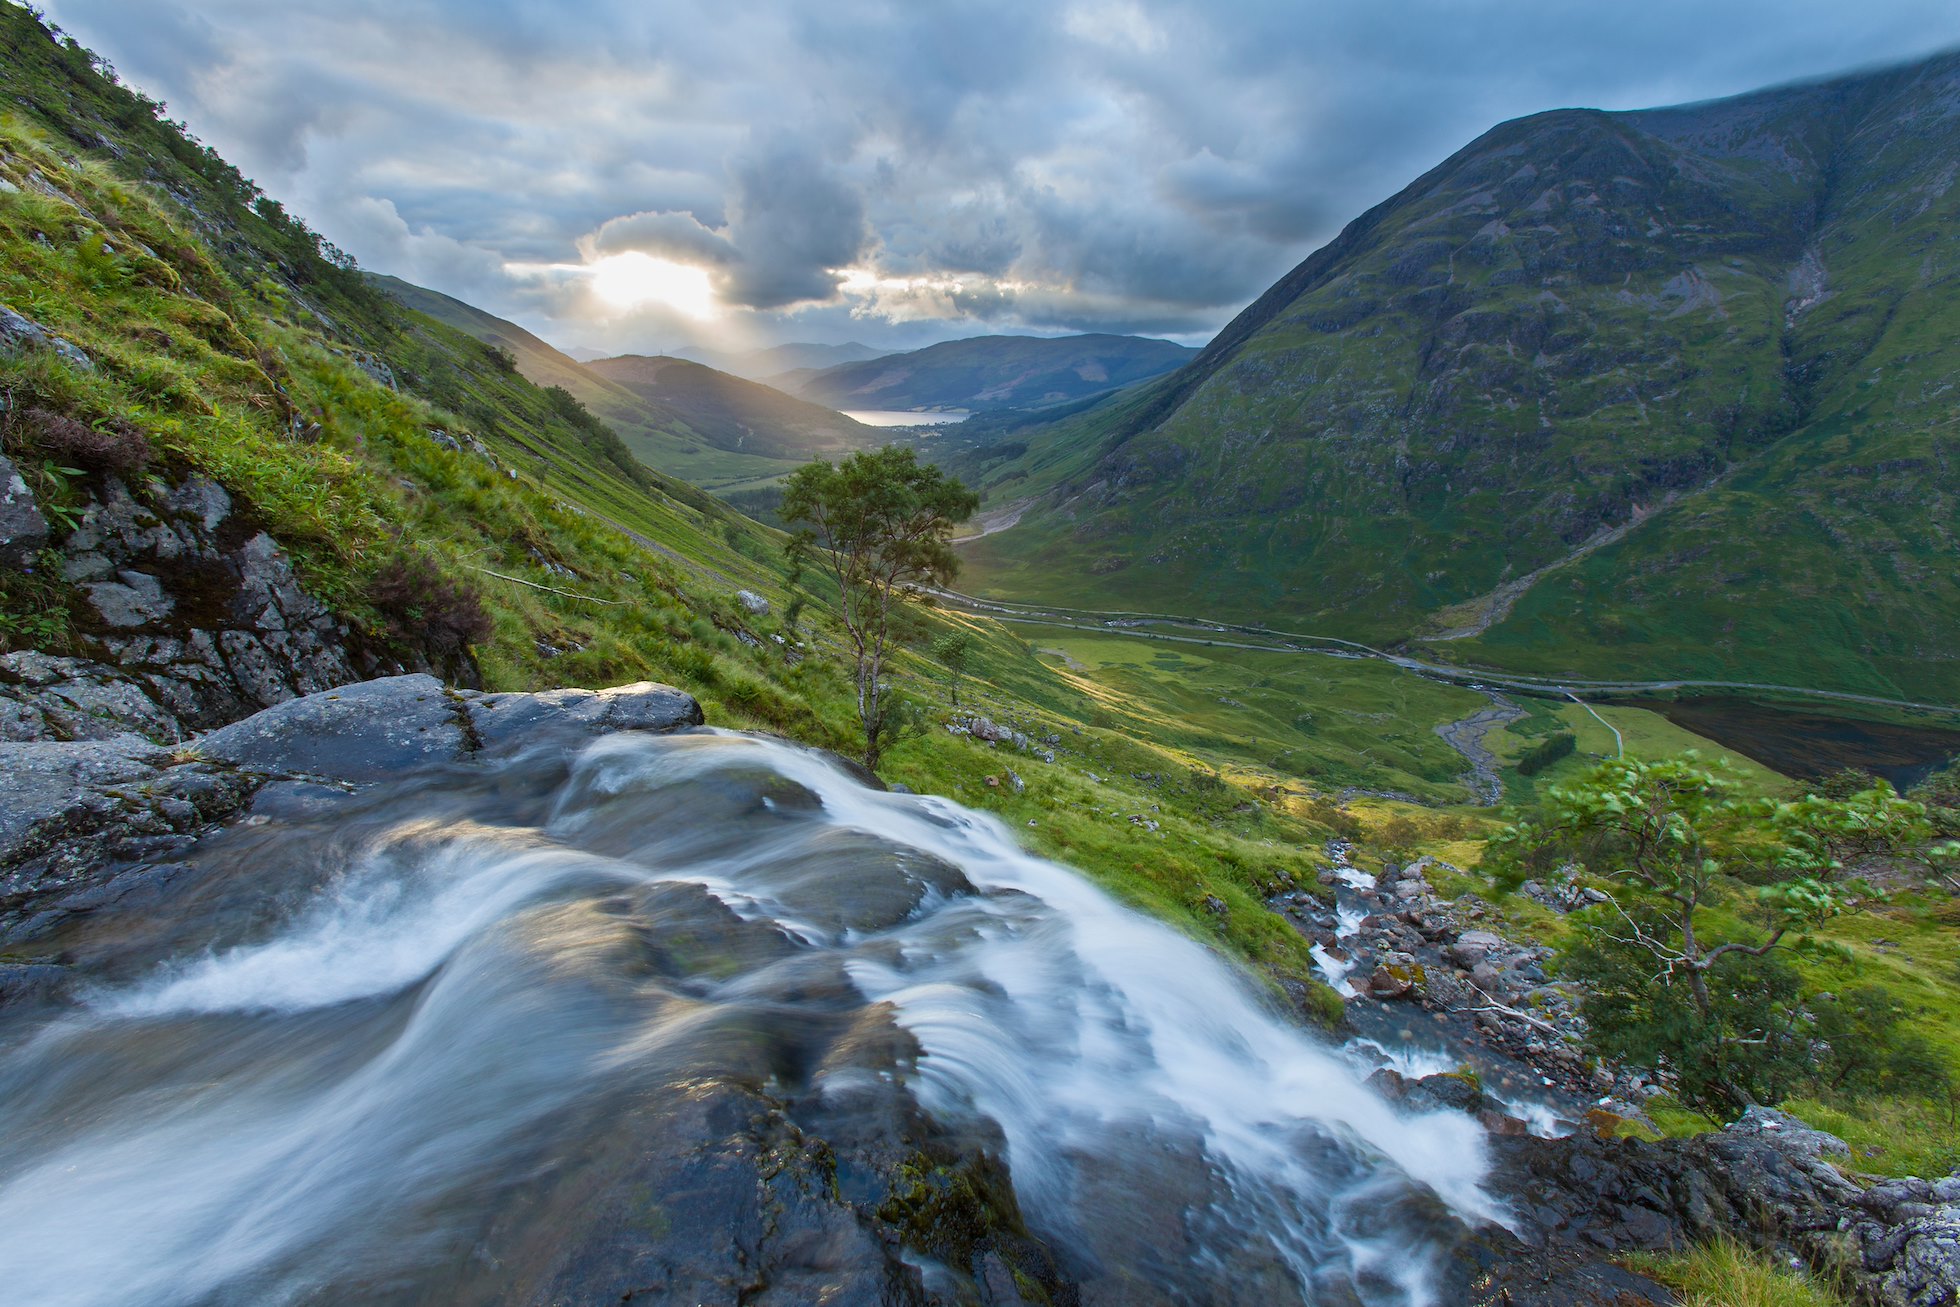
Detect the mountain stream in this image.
<box><xmin>0</xmin><ymin>729</ymin><xmax>1500</xmax><ymax>1304</ymax></box>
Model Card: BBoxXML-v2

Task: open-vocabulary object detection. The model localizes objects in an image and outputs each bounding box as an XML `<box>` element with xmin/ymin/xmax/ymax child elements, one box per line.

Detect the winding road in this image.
<box><xmin>928</xmin><ymin>586</ymin><xmax>1960</xmax><ymax>804</ymax></box>
<box><xmin>926</xmin><ymin>588</ymin><xmax>1960</xmax><ymax>718</ymax></box>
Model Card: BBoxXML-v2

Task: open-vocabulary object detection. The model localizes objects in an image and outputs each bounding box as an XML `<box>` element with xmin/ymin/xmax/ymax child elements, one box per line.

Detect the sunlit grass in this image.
<box><xmin>1627</xmin><ymin>1237</ymin><xmax>1846</xmax><ymax>1307</ymax></box>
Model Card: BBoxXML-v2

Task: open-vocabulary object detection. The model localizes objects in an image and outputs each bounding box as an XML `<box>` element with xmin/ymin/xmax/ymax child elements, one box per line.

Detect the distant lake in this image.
<box><xmin>842</xmin><ymin>409</ymin><xmax>971</xmax><ymax>427</ymax></box>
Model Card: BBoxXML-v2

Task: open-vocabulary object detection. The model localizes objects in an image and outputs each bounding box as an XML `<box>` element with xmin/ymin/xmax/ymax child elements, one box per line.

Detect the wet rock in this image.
<box><xmin>0</xmin><ymin>961</ymin><xmax>72</xmax><ymax>1011</ymax></box>
<box><xmin>1479</xmin><ymin>1108</ymin><xmax>1533</xmax><ymax>1137</ymax></box>
<box><xmin>196</xmin><ymin>674</ymin><xmax>467</xmax><ymax>782</ymax></box>
<box><xmin>0</xmin><ymin>453</ymin><xmax>48</xmax><ymax>567</ymax></box>
<box><xmin>0</xmin><ymin>735</ymin><xmax>169</xmax><ymax>869</ymax></box>
<box><xmin>464</xmin><ymin>681</ymin><xmax>704</xmax><ymax>753</ymax></box>
<box><xmin>2</xmin><ymin>676</ymin><xmax>706</xmax><ymax>943</ymax></box>
<box><xmin>1403</xmin><ymin>1072</ymin><xmax>1483</xmax><ymax>1114</ymax></box>
<box><xmin>1366</xmin><ymin>963</ymin><xmax>1418</xmax><ymax>999</ymax></box>
<box><xmin>0</xmin><ymin>734</ymin><xmax>264</xmax><ymax>944</ymax></box>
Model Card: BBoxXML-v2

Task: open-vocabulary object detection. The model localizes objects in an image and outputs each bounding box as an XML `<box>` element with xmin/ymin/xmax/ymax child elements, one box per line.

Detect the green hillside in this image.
<box><xmin>792</xmin><ymin>331</ymin><xmax>1198</xmax><ymax>412</ymax></box>
<box><xmin>370</xmin><ymin>274</ymin><xmax>860</xmax><ymax>491</ymax></box>
<box><xmin>964</xmin><ymin>54</ymin><xmax>1960</xmax><ymax>701</ymax></box>
<box><xmin>585</xmin><ymin>352</ymin><xmax>878</xmax><ymax>462</ymax></box>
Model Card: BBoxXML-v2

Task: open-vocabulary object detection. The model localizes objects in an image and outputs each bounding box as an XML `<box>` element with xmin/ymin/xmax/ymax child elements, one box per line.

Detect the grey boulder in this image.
<box><xmin>196</xmin><ymin>674</ymin><xmax>467</xmax><ymax>783</ymax></box>
<box><xmin>0</xmin><ymin>735</ymin><xmax>169</xmax><ymax>868</ymax></box>
<box><xmin>464</xmin><ymin>681</ymin><xmax>705</xmax><ymax>753</ymax></box>
<box><xmin>190</xmin><ymin>676</ymin><xmax>707</xmax><ymax>782</ymax></box>
<box><xmin>0</xmin><ymin>303</ymin><xmax>93</xmax><ymax>371</ymax></box>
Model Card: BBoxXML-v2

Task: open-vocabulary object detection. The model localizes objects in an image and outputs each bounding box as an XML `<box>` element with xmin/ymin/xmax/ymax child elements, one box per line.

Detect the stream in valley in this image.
<box><xmin>0</xmin><ymin>728</ymin><xmax>1501</xmax><ymax>1305</ymax></box>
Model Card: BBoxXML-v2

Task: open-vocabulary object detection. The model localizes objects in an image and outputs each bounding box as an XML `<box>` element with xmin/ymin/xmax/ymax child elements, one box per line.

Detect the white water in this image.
<box><xmin>0</xmin><ymin>730</ymin><xmax>1495</xmax><ymax>1304</ymax></box>
<box><xmin>1310</xmin><ymin>898</ymin><xmax>1372</xmax><ymax>996</ymax></box>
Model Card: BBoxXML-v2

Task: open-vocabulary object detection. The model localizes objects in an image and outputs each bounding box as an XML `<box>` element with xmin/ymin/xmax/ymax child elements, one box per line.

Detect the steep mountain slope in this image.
<box><xmin>584</xmin><ymin>353</ymin><xmax>879</xmax><ymax>462</ymax></box>
<box><xmin>964</xmin><ymin>53</ymin><xmax>1960</xmax><ymax>701</ymax></box>
<box><xmin>676</xmin><ymin>339</ymin><xmax>886</xmax><ymax>380</ymax></box>
<box><xmin>791</xmin><ymin>333</ymin><xmax>1199</xmax><ymax>412</ymax></box>
<box><xmin>371</xmin><ymin>276</ymin><xmax>867</xmax><ymax>490</ymax></box>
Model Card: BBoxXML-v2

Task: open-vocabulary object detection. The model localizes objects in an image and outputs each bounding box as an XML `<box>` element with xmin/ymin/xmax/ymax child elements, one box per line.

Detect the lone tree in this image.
<box><xmin>930</xmin><ymin>629</ymin><xmax>972</xmax><ymax>706</ymax></box>
<box><xmin>780</xmin><ymin>446</ymin><xmax>977</xmax><ymax>769</ymax></box>
<box><xmin>1490</xmin><ymin>754</ymin><xmax>1948</xmax><ymax>1115</ymax></box>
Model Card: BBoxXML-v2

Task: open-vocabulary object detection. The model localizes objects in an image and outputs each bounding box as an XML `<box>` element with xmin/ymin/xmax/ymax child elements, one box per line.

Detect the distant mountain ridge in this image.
<box><xmin>673</xmin><ymin>341</ymin><xmax>887</xmax><ymax>381</ymax></box>
<box><xmin>962</xmin><ymin>51</ymin><xmax>1960</xmax><ymax>700</ymax></box>
<box><xmin>584</xmin><ymin>354</ymin><xmax>877</xmax><ymax>461</ymax></box>
<box><xmin>789</xmin><ymin>333</ymin><xmax>1199</xmax><ymax>413</ymax></box>
<box><xmin>370</xmin><ymin>277</ymin><xmax>877</xmax><ymax>487</ymax></box>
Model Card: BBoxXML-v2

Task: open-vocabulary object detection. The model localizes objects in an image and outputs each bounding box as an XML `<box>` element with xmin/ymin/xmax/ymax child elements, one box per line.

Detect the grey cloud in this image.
<box><xmin>585</xmin><ymin>145</ymin><xmax>868</xmax><ymax>310</ymax></box>
<box><xmin>719</xmin><ymin>142</ymin><xmax>870</xmax><ymax>308</ymax></box>
<box><xmin>41</xmin><ymin>0</ymin><xmax>1960</xmax><ymax>352</ymax></box>
<box><xmin>587</xmin><ymin>211</ymin><xmax>739</xmax><ymax>266</ymax></box>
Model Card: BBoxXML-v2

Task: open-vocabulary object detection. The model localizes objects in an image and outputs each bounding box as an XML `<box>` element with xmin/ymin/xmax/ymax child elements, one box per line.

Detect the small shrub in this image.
<box><xmin>0</xmin><ymin>547</ymin><xmax>75</xmax><ymax>653</ymax></box>
<box><xmin>368</xmin><ymin>553</ymin><xmax>493</xmax><ymax>655</ymax></box>
<box><xmin>1811</xmin><ymin>766</ymin><xmax>1880</xmax><ymax>800</ymax></box>
<box><xmin>1378</xmin><ymin>814</ymin><xmax>1423</xmax><ymax>853</ymax></box>
<box><xmin>11</xmin><ymin>406</ymin><xmax>152</xmax><ymax>474</ymax></box>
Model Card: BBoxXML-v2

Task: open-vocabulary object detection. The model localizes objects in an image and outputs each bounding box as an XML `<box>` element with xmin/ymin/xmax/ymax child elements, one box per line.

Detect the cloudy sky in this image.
<box><xmin>41</xmin><ymin>0</ymin><xmax>1960</xmax><ymax>356</ymax></box>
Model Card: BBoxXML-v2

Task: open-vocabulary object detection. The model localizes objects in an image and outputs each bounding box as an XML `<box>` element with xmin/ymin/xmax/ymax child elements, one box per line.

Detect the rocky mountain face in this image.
<box><xmin>791</xmin><ymin>333</ymin><xmax>1199</xmax><ymax>413</ymax></box>
<box><xmin>966</xmin><ymin>53</ymin><xmax>1960</xmax><ymax>700</ymax></box>
<box><xmin>0</xmin><ymin>303</ymin><xmax>466</xmax><ymax>744</ymax></box>
<box><xmin>0</xmin><ymin>441</ymin><xmax>454</xmax><ymax>748</ymax></box>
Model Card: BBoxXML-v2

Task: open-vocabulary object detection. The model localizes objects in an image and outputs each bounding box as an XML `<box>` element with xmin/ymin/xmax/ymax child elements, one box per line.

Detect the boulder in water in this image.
<box><xmin>463</xmin><ymin>680</ymin><xmax>704</xmax><ymax>753</ymax></box>
<box><xmin>197</xmin><ymin>674</ymin><xmax>467</xmax><ymax>782</ymax></box>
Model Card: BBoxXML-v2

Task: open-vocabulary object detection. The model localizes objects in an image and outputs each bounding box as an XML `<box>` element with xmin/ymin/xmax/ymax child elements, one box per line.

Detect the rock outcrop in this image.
<box><xmin>1476</xmin><ymin>1107</ymin><xmax>1960</xmax><ymax>1307</ymax></box>
<box><xmin>0</xmin><ymin>467</ymin><xmax>451</xmax><ymax>745</ymax></box>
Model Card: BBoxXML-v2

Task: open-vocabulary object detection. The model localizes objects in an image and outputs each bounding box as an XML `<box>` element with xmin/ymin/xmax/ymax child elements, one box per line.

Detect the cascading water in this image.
<box><xmin>0</xmin><ymin>729</ymin><xmax>1498</xmax><ymax>1305</ymax></box>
